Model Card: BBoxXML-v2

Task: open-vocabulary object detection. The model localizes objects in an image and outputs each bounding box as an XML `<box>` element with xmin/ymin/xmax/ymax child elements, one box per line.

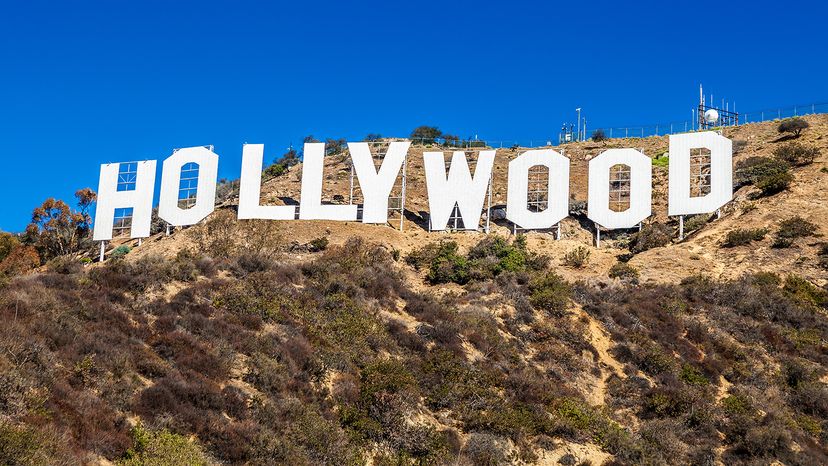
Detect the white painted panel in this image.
<box><xmin>349</xmin><ymin>141</ymin><xmax>409</xmax><ymax>223</ymax></box>
<box><xmin>298</xmin><ymin>142</ymin><xmax>358</xmax><ymax>221</ymax></box>
<box><xmin>158</xmin><ymin>146</ymin><xmax>219</xmax><ymax>226</ymax></box>
<box><xmin>238</xmin><ymin>144</ymin><xmax>296</xmax><ymax>220</ymax></box>
<box><xmin>92</xmin><ymin>160</ymin><xmax>156</xmax><ymax>241</ymax></box>
<box><xmin>506</xmin><ymin>149</ymin><xmax>570</xmax><ymax>229</ymax></box>
<box><xmin>587</xmin><ymin>148</ymin><xmax>652</xmax><ymax>229</ymax></box>
<box><xmin>668</xmin><ymin>132</ymin><xmax>733</xmax><ymax>216</ymax></box>
<box><xmin>423</xmin><ymin>150</ymin><xmax>495</xmax><ymax>231</ymax></box>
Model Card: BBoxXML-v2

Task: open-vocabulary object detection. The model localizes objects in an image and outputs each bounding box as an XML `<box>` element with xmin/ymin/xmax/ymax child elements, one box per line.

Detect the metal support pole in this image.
<box><xmin>138</xmin><ymin>238</ymin><xmax>142</xmax><ymax>247</ymax></box>
<box><xmin>99</xmin><ymin>241</ymin><xmax>105</xmax><ymax>262</ymax></box>
<box><xmin>638</xmin><ymin>222</ymin><xmax>642</xmax><ymax>232</ymax></box>
<box><xmin>716</xmin><ymin>209</ymin><xmax>721</xmax><ymax>220</ymax></box>
<box><xmin>454</xmin><ymin>205</ymin><xmax>458</xmax><ymax>230</ymax></box>
<box><xmin>679</xmin><ymin>215</ymin><xmax>684</xmax><ymax>240</ymax></box>
<box><xmin>576</xmin><ymin>108</ymin><xmax>581</xmax><ymax>142</ymax></box>
<box><xmin>484</xmin><ymin>173</ymin><xmax>493</xmax><ymax>233</ymax></box>
<box><xmin>349</xmin><ymin>162</ymin><xmax>355</xmax><ymax>204</ymax></box>
<box><xmin>595</xmin><ymin>223</ymin><xmax>601</xmax><ymax>248</ymax></box>
<box><xmin>556</xmin><ymin>223</ymin><xmax>561</xmax><ymax>240</ymax></box>
<box><xmin>400</xmin><ymin>154</ymin><xmax>407</xmax><ymax>232</ymax></box>
<box><xmin>166</xmin><ymin>224</ymin><xmax>170</xmax><ymax>236</ymax></box>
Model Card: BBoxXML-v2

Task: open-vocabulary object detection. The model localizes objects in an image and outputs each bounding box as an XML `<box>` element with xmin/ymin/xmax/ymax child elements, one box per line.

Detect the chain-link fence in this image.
<box><xmin>402</xmin><ymin>101</ymin><xmax>828</xmax><ymax>148</ymax></box>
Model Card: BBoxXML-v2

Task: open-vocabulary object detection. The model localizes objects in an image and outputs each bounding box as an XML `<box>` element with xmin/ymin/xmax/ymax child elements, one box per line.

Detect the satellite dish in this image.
<box><xmin>703</xmin><ymin>109</ymin><xmax>719</xmax><ymax>124</ymax></box>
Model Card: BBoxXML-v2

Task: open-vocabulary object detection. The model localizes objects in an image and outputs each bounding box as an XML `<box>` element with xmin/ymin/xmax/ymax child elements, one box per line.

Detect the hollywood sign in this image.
<box><xmin>92</xmin><ymin>132</ymin><xmax>732</xmax><ymax>241</ymax></box>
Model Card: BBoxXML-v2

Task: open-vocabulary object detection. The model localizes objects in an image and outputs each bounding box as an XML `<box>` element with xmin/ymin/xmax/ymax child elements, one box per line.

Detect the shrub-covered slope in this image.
<box><xmin>2</xmin><ymin>231</ymin><xmax>828</xmax><ymax>464</ymax></box>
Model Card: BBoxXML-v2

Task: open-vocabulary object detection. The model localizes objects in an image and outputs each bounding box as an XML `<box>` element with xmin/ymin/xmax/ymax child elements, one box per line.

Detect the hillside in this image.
<box><xmin>2</xmin><ymin>115</ymin><xmax>828</xmax><ymax>465</ymax></box>
<box><xmin>134</xmin><ymin>114</ymin><xmax>828</xmax><ymax>286</ymax></box>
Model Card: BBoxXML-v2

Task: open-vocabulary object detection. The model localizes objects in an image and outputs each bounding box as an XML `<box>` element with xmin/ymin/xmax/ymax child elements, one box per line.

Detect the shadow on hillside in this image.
<box><xmin>772</xmin><ymin>134</ymin><xmax>800</xmax><ymax>143</ymax></box>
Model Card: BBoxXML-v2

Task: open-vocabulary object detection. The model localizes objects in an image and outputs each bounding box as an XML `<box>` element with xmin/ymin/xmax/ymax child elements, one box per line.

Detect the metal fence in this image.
<box><xmin>403</xmin><ymin>101</ymin><xmax>828</xmax><ymax>148</ymax></box>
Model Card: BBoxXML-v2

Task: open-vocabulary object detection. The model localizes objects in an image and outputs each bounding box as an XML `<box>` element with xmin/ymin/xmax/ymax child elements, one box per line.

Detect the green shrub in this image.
<box><xmin>735</xmin><ymin>156</ymin><xmax>792</xmax><ymax>195</ymax></box>
<box><xmin>609</xmin><ymin>262</ymin><xmax>639</xmax><ymax>281</ymax></box>
<box><xmin>756</xmin><ymin>171</ymin><xmax>794</xmax><ymax>196</ymax></box>
<box><xmin>0</xmin><ymin>422</ymin><xmax>62</xmax><ymax>466</ymax></box>
<box><xmin>773</xmin><ymin>142</ymin><xmax>820</xmax><ymax>166</ymax></box>
<box><xmin>120</xmin><ymin>423</ymin><xmax>209</xmax><ymax>466</ymax></box>
<box><xmin>720</xmin><ymin>394</ymin><xmax>754</xmax><ymax>416</ymax></box>
<box><xmin>263</xmin><ymin>162</ymin><xmax>287</xmax><ymax>178</ymax></box>
<box><xmin>467</xmin><ymin>235</ymin><xmax>531</xmax><ymax>278</ymax></box>
<box><xmin>409</xmin><ymin>236</ymin><xmax>546</xmax><ymax>284</ymax></box>
<box><xmin>309</xmin><ymin>236</ymin><xmax>329</xmax><ymax>252</ymax></box>
<box><xmin>563</xmin><ymin>246</ymin><xmax>590</xmax><ymax>268</ymax></box>
<box><xmin>722</xmin><ymin>228</ymin><xmax>768</xmax><ymax>247</ymax></box>
<box><xmin>772</xmin><ymin>216</ymin><xmax>817</xmax><ymax>248</ymax></box>
<box><xmin>679</xmin><ymin>364</ymin><xmax>709</xmax><ymax>386</ymax></box>
<box><xmin>683</xmin><ymin>214</ymin><xmax>711</xmax><ymax>234</ymax></box>
<box><xmin>592</xmin><ymin>129</ymin><xmax>608</xmax><ymax>142</ymax></box>
<box><xmin>783</xmin><ymin>274</ymin><xmax>828</xmax><ymax>309</ymax></box>
<box><xmin>111</xmin><ymin>245</ymin><xmax>131</xmax><ymax>259</ymax></box>
<box><xmin>360</xmin><ymin>359</ymin><xmax>417</xmax><ymax>400</ymax></box>
<box><xmin>778</xmin><ymin>117</ymin><xmax>809</xmax><ymax>137</ymax></box>
<box><xmin>818</xmin><ymin>243</ymin><xmax>828</xmax><ymax>270</ymax></box>
<box><xmin>554</xmin><ymin>399</ymin><xmax>636</xmax><ymax>456</ymax></box>
<box><xmin>528</xmin><ymin>272</ymin><xmax>570</xmax><ymax>316</ymax></box>
<box><xmin>630</xmin><ymin>223</ymin><xmax>672</xmax><ymax>253</ymax></box>
<box><xmin>426</xmin><ymin>242</ymin><xmax>469</xmax><ymax>284</ymax></box>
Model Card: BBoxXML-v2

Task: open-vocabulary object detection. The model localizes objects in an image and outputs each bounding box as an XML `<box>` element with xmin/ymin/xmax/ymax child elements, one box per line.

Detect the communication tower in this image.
<box><xmin>697</xmin><ymin>84</ymin><xmax>738</xmax><ymax>130</ymax></box>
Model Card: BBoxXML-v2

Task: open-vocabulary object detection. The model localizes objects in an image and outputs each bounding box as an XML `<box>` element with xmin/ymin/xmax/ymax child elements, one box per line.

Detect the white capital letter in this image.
<box><xmin>299</xmin><ymin>143</ymin><xmax>358</xmax><ymax>221</ymax></box>
<box><xmin>506</xmin><ymin>149</ymin><xmax>570</xmax><ymax>229</ymax></box>
<box><xmin>423</xmin><ymin>150</ymin><xmax>495</xmax><ymax>231</ymax></box>
<box><xmin>158</xmin><ymin>146</ymin><xmax>219</xmax><ymax>226</ymax></box>
<box><xmin>93</xmin><ymin>161</ymin><xmax>156</xmax><ymax>241</ymax></box>
<box><xmin>668</xmin><ymin>132</ymin><xmax>732</xmax><ymax>216</ymax></box>
<box><xmin>238</xmin><ymin>144</ymin><xmax>296</xmax><ymax>220</ymax></box>
<box><xmin>349</xmin><ymin>141</ymin><xmax>409</xmax><ymax>224</ymax></box>
<box><xmin>588</xmin><ymin>149</ymin><xmax>652</xmax><ymax>229</ymax></box>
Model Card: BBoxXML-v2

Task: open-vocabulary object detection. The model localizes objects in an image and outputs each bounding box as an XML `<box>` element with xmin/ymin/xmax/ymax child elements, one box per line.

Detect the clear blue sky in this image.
<box><xmin>1</xmin><ymin>0</ymin><xmax>825</xmax><ymax>232</ymax></box>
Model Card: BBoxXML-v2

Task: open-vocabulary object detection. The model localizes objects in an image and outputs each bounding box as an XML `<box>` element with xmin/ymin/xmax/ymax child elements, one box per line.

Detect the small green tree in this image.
<box><xmin>325</xmin><ymin>138</ymin><xmax>347</xmax><ymax>155</ymax></box>
<box><xmin>25</xmin><ymin>188</ymin><xmax>97</xmax><ymax>260</ymax></box>
<box><xmin>410</xmin><ymin>126</ymin><xmax>443</xmax><ymax>144</ymax></box>
<box><xmin>0</xmin><ymin>232</ymin><xmax>20</xmax><ymax>263</ymax></box>
<box><xmin>592</xmin><ymin>129</ymin><xmax>608</xmax><ymax>142</ymax></box>
<box><xmin>778</xmin><ymin>117</ymin><xmax>809</xmax><ymax>137</ymax></box>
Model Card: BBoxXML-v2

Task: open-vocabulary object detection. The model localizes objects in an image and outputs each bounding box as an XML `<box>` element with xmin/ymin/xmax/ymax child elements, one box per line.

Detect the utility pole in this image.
<box><xmin>576</xmin><ymin>108</ymin><xmax>582</xmax><ymax>142</ymax></box>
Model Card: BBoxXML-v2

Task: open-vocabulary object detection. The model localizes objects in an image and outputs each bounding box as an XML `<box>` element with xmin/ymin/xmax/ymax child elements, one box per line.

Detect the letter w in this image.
<box><xmin>423</xmin><ymin>150</ymin><xmax>495</xmax><ymax>231</ymax></box>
